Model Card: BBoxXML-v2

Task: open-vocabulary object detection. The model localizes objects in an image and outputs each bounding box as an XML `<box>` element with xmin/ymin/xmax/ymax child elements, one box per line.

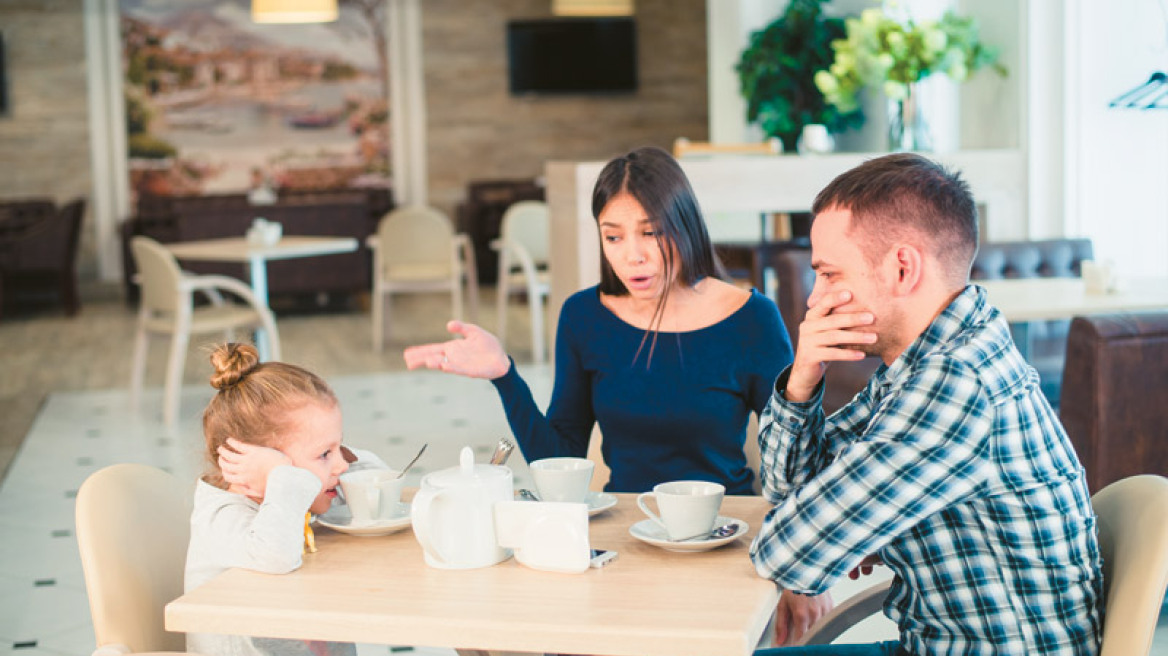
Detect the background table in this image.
<box><xmin>166</xmin><ymin>236</ymin><xmax>358</xmax><ymax>358</ymax></box>
<box><xmin>166</xmin><ymin>493</ymin><xmax>780</xmax><ymax>656</ymax></box>
<box><xmin>978</xmin><ymin>277</ymin><xmax>1168</xmax><ymax>322</ymax></box>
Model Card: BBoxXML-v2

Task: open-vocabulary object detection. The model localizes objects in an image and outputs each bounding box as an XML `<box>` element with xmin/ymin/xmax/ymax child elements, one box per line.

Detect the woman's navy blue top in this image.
<box><xmin>491</xmin><ymin>286</ymin><xmax>793</xmax><ymax>494</ymax></box>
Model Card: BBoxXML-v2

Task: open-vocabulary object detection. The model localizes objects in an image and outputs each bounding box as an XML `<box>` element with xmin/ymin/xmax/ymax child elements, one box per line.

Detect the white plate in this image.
<box><xmin>628</xmin><ymin>516</ymin><xmax>748</xmax><ymax>552</ymax></box>
<box><xmin>316</xmin><ymin>501</ymin><xmax>412</xmax><ymax>537</ymax></box>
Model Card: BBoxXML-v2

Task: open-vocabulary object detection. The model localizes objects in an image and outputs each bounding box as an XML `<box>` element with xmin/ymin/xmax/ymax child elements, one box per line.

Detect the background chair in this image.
<box><xmin>76</xmin><ymin>463</ymin><xmax>197</xmax><ymax>655</ymax></box>
<box><xmin>1060</xmin><ymin>311</ymin><xmax>1168</xmax><ymax>492</ymax></box>
<box><xmin>371</xmin><ymin>205</ymin><xmax>478</xmax><ymax>351</ymax></box>
<box><xmin>129</xmin><ymin>236</ymin><xmax>281</xmax><ymax>428</ymax></box>
<box><xmin>797</xmin><ymin>475</ymin><xmax>1168</xmax><ymax>654</ymax></box>
<box><xmin>0</xmin><ymin>197</ymin><xmax>85</xmax><ymax>318</ymax></box>
<box><xmin>774</xmin><ymin>250</ymin><xmax>882</xmax><ymax>414</ymax></box>
<box><xmin>492</xmin><ymin>200</ymin><xmax>550</xmax><ymax>364</ymax></box>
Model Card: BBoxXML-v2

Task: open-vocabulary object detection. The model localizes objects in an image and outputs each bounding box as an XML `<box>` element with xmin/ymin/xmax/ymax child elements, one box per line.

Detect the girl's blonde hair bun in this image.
<box><xmin>209</xmin><ymin>343</ymin><xmax>261</xmax><ymax>391</ymax></box>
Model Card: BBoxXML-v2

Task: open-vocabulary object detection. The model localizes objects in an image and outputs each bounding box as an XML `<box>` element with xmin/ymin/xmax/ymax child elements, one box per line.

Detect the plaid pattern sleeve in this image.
<box><xmin>750</xmin><ymin>286</ymin><xmax>1103</xmax><ymax>655</ymax></box>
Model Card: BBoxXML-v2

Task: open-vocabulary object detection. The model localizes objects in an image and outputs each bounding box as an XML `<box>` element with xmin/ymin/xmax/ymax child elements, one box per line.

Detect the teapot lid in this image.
<box><xmin>423</xmin><ymin>446</ymin><xmax>510</xmax><ymax>488</ymax></box>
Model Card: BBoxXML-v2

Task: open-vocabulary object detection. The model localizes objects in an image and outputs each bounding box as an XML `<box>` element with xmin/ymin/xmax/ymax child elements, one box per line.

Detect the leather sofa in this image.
<box><xmin>120</xmin><ymin>188</ymin><xmax>393</xmax><ymax>307</ymax></box>
<box><xmin>1060</xmin><ymin>311</ymin><xmax>1168</xmax><ymax>493</ymax></box>
<box><xmin>0</xmin><ymin>197</ymin><xmax>86</xmax><ymax>319</ymax></box>
<box><xmin>773</xmin><ymin>238</ymin><xmax>1094</xmax><ymax>414</ymax></box>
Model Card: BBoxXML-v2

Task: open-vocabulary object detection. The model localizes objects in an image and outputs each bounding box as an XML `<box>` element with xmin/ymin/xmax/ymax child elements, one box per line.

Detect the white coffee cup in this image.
<box><xmin>1081</xmin><ymin>259</ymin><xmax>1116</xmax><ymax>294</ymax></box>
<box><xmin>530</xmin><ymin>457</ymin><xmax>594</xmax><ymax>503</ymax></box>
<box><xmin>636</xmin><ymin>480</ymin><xmax>724</xmax><ymax>541</ymax></box>
<box><xmin>339</xmin><ymin>469</ymin><xmax>404</xmax><ymax>524</ymax></box>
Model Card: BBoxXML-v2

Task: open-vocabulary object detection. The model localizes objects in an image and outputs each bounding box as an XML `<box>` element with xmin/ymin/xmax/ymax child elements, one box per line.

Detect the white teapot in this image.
<box><xmin>410</xmin><ymin>446</ymin><xmax>512</xmax><ymax>569</ymax></box>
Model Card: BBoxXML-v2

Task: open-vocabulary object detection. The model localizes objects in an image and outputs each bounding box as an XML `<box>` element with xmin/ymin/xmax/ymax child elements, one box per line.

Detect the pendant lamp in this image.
<box><xmin>252</xmin><ymin>0</ymin><xmax>339</xmax><ymax>24</ymax></box>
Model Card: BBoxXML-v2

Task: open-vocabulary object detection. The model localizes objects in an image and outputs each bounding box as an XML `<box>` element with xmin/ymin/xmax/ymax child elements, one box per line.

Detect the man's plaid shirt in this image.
<box><xmin>750</xmin><ymin>285</ymin><xmax>1103</xmax><ymax>655</ymax></box>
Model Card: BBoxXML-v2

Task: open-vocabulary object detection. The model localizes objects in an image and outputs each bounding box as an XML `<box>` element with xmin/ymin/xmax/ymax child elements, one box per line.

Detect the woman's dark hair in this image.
<box><xmin>590</xmin><ymin>146</ymin><xmax>726</xmax><ymax>361</ymax></box>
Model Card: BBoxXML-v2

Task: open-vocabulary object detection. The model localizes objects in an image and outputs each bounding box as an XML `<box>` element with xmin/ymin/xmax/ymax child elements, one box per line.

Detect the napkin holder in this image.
<box><xmin>494</xmin><ymin>500</ymin><xmax>590</xmax><ymax>574</ymax></box>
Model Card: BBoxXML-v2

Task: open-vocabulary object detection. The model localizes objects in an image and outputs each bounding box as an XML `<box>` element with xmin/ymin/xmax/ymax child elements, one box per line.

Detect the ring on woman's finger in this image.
<box><xmin>442</xmin><ymin>354</ymin><xmax>449</xmax><ymax>364</ymax></box>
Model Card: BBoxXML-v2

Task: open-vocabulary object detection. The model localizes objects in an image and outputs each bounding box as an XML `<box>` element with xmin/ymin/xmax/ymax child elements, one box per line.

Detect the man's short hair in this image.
<box><xmin>811</xmin><ymin>153</ymin><xmax>979</xmax><ymax>285</ymax></box>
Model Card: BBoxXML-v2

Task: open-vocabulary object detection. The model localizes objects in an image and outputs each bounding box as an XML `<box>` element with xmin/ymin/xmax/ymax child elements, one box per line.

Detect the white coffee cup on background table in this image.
<box><xmin>637</xmin><ymin>480</ymin><xmax>724</xmax><ymax>540</ymax></box>
<box><xmin>339</xmin><ymin>469</ymin><xmax>404</xmax><ymax>524</ymax></box>
<box><xmin>529</xmin><ymin>457</ymin><xmax>594</xmax><ymax>503</ymax></box>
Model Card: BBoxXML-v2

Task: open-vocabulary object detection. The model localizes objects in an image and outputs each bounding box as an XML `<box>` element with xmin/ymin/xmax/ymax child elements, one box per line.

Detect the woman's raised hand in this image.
<box><xmin>403</xmin><ymin>320</ymin><xmax>511</xmax><ymax>380</ymax></box>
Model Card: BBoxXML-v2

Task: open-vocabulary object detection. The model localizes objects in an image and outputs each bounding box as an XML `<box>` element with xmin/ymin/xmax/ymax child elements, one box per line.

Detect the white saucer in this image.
<box><xmin>628</xmin><ymin>516</ymin><xmax>748</xmax><ymax>552</ymax></box>
<box><xmin>316</xmin><ymin>502</ymin><xmax>412</xmax><ymax>537</ymax></box>
<box><xmin>585</xmin><ymin>491</ymin><xmax>618</xmax><ymax>516</ymax></box>
<box><xmin>514</xmin><ymin>490</ymin><xmax>617</xmax><ymax>517</ymax></box>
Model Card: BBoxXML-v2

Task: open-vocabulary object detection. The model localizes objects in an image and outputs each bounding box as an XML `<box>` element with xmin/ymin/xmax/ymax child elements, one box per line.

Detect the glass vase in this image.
<box><xmin>888</xmin><ymin>82</ymin><xmax>932</xmax><ymax>152</ymax></box>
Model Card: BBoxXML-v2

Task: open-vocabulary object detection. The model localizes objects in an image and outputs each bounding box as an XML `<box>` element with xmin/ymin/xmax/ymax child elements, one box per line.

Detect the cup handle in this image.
<box><xmin>636</xmin><ymin>492</ymin><xmax>668</xmax><ymax>533</ymax></box>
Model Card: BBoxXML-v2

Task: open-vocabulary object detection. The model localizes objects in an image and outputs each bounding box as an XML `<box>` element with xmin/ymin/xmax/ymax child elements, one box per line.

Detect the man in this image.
<box><xmin>751</xmin><ymin>153</ymin><xmax>1103</xmax><ymax>655</ymax></box>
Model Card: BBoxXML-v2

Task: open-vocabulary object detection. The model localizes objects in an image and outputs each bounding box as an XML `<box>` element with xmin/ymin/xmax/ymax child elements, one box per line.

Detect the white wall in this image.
<box><xmin>1064</xmin><ymin>0</ymin><xmax>1168</xmax><ymax>278</ymax></box>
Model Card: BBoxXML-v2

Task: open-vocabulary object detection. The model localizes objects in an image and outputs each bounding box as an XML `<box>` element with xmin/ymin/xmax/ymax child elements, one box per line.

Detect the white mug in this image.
<box><xmin>529</xmin><ymin>457</ymin><xmax>594</xmax><ymax>503</ymax></box>
<box><xmin>637</xmin><ymin>480</ymin><xmax>724</xmax><ymax>541</ymax></box>
<box><xmin>494</xmin><ymin>500</ymin><xmax>590</xmax><ymax>573</ymax></box>
<box><xmin>339</xmin><ymin>469</ymin><xmax>404</xmax><ymax>524</ymax></box>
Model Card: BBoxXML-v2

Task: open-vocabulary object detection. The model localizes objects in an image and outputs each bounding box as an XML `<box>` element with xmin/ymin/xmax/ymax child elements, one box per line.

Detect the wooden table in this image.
<box><xmin>978</xmin><ymin>277</ymin><xmax>1168</xmax><ymax>322</ymax></box>
<box><xmin>165</xmin><ymin>493</ymin><xmax>780</xmax><ymax>656</ymax></box>
<box><xmin>166</xmin><ymin>236</ymin><xmax>358</xmax><ymax>359</ymax></box>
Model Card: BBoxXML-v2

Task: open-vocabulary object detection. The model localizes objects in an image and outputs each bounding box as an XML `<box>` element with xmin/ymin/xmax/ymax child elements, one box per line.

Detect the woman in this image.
<box><xmin>404</xmin><ymin>146</ymin><xmax>792</xmax><ymax>496</ymax></box>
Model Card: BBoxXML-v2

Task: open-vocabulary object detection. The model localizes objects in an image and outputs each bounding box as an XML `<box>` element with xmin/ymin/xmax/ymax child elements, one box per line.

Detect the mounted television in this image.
<box><xmin>507</xmin><ymin>18</ymin><xmax>637</xmax><ymax>95</ymax></box>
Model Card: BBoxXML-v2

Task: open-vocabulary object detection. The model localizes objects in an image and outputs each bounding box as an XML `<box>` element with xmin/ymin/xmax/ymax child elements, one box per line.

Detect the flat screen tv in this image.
<box><xmin>507</xmin><ymin>18</ymin><xmax>637</xmax><ymax>95</ymax></box>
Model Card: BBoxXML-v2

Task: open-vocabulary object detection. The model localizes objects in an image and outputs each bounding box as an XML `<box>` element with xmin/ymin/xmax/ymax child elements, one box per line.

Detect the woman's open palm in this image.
<box><xmin>403</xmin><ymin>320</ymin><xmax>511</xmax><ymax>380</ymax></box>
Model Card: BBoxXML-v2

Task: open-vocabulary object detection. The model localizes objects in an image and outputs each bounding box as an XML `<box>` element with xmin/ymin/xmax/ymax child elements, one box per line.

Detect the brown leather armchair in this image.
<box><xmin>1060</xmin><ymin>311</ymin><xmax>1168</xmax><ymax>493</ymax></box>
<box><xmin>0</xmin><ymin>197</ymin><xmax>85</xmax><ymax>318</ymax></box>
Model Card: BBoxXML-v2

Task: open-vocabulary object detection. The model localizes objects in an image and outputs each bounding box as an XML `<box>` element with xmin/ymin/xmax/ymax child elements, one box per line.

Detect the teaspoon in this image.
<box><xmin>396</xmin><ymin>443</ymin><xmax>427</xmax><ymax>479</ymax></box>
<box><xmin>674</xmin><ymin>522</ymin><xmax>739</xmax><ymax>542</ymax></box>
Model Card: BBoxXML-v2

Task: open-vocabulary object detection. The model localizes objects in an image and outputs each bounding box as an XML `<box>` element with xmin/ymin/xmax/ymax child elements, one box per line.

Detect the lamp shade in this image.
<box><xmin>252</xmin><ymin>0</ymin><xmax>338</xmax><ymax>24</ymax></box>
<box><xmin>551</xmin><ymin>0</ymin><xmax>634</xmax><ymax>16</ymax></box>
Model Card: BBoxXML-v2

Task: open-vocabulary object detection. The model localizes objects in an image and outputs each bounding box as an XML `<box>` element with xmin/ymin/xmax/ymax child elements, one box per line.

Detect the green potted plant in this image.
<box><xmin>737</xmin><ymin>0</ymin><xmax>864</xmax><ymax>153</ymax></box>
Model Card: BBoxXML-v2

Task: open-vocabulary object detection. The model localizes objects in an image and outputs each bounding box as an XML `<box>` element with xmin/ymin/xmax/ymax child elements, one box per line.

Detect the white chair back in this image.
<box><xmin>377</xmin><ymin>206</ymin><xmax>457</xmax><ymax>277</ymax></box>
<box><xmin>132</xmin><ymin>236</ymin><xmax>185</xmax><ymax>313</ymax></box>
<box><xmin>500</xmin><ymin>200</ymin><xmax>549</xmax><ymax>264</ymax></box>
<box><xmin>76</xmin><ymin>463</ymin><xmax>192</xmax><ymax>654</ymax></box>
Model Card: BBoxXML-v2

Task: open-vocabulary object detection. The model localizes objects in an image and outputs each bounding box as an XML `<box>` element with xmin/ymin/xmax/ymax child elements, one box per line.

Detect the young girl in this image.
<box><xmin>185</xmin><ymin>342</ymin><xmax>377</xmax><ymax>656</ymax></box>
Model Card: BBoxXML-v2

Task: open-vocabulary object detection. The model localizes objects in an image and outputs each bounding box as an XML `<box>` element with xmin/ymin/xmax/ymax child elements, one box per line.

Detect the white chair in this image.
<box><xmin>492</xmin><ymin>200</ymin><xmax>550</xmax><ymax>364</ymax></box>
<box><xmin>128</xmin><ymin>236</ymin><xmax>280</xmax><ymax>428</ymax></box>
<box><xmin>797</xmin><ymin>474</ymin><xmax>1168</xmax><ymax>654</ymax></box>
<box><xmin>371</xmin><ymin>205</ymin><xmax>479</xmax><ymax>351</ymax></box>
<box><xmin>76</xmin><ymin>463</ymin><xmax>204</xmax><ymax>656</ymax></box>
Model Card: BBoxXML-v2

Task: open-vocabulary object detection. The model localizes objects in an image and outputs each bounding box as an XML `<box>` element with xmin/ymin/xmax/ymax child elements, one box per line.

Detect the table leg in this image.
<box><xmin>248</xmin><ymin>254</ymin><xmax>272</xmax><ymax>361</ymax></box>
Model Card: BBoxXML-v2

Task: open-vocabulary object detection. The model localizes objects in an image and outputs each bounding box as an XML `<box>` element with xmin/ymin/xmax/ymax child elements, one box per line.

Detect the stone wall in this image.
<box><xmin>423</xmin><ymin>0</ymin><xmax>709</xmax><ymax>217</ymax></box>
<box><xmin>0</xmin><ymin>2</ymin><xmax>95</xmax><ymax>279</ymax></box>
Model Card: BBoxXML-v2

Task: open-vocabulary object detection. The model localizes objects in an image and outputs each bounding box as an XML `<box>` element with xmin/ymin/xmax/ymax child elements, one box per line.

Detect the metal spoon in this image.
<box><xmin>395</xmin><ymin>443</ymin><xmax>427</xmax><ymax>479</ymax></box>
<box><xmin>673</xmin><ymin>522</ymin><xmax>739</xmax><ymax>542</ymax></box>
<box><xmin>518</xmin><ymin>488</ymin><xmax>541</xmax><ymax>502</ymax></box>
<box><xmin>489</xmin><ymin>437</ymin><xmax>515</xmax><ymax>465</ymax></box>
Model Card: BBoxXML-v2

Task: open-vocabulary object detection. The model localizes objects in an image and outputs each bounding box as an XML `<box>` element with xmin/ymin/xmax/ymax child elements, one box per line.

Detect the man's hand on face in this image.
<box><xmin>785</xmin><ymin>290</ymin><xmax>877</xmax><ymax>403</ymax></box>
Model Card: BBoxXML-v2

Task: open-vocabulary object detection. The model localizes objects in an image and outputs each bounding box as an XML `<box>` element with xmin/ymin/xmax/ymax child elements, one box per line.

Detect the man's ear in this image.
<box><xmin>891</xmin><ymin>244</ymin><xmax>923</xmax><ymax>296</ymax></box>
